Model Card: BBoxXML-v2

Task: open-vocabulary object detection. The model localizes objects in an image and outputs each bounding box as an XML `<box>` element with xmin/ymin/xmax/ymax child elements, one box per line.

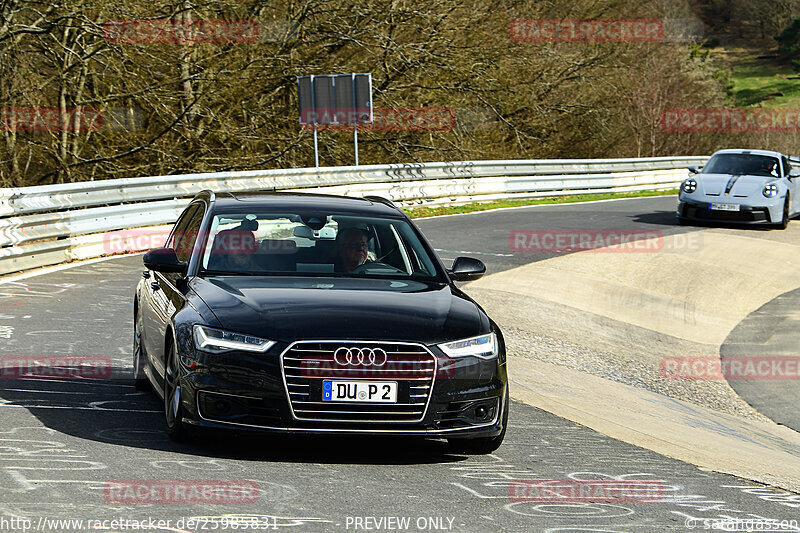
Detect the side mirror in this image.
<box><xmin>448</xmin><ymin>257</ymin><xmax>486</xmax><ymax>282</ymax></box>
<box><xmin>143</xmin><ymin>248</ymin><xmax>188</xmax><ymax>274</ymax></box>
<box><xmin>790</xmin><ymin>168</ymin><xmax>800</xmax><ymax>179</ymax></box>
<box><xmin>688</xmin><ymin>166</ymin><xmax>701</xmax><ymax>174</ymax></box>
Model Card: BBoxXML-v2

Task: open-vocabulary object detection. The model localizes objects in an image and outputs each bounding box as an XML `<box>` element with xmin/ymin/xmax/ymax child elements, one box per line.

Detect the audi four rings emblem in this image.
<box><xmin>334</xmin><ymin>347</ymin><xmax>388</xmax><ymax>366</ymax></box>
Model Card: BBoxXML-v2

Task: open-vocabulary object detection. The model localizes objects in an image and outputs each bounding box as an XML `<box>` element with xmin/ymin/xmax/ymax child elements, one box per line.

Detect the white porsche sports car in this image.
<box><xmin>677</xmin><ymin>149</ymin><xmax>800</xmax><ymax>229</ymax></box>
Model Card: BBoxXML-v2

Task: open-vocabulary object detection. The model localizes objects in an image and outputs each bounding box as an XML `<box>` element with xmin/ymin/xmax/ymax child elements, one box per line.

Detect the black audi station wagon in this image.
<box><xmin>133</xmin><ymin>191</ymin><xmax>509</xmax><ymax>453</ymax></box>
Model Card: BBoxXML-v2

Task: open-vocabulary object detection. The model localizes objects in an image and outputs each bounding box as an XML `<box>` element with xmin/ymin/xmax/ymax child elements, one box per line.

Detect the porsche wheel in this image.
<box><xmin>777</xmin><ymin>196</ymin><xmax>790</xmax><ymax>230</ymax></box>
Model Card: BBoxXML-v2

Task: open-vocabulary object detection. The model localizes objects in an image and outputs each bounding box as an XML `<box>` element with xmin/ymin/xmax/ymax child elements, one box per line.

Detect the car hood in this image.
<box><xmin>190</xmin><ymin>276</ymin><xmax>486</xmax><ymax>345</ymax></box>
<box><xmin>698</xmin><ymin>173</ymin><xmax>775</xmax><ymax>197</ymax></box>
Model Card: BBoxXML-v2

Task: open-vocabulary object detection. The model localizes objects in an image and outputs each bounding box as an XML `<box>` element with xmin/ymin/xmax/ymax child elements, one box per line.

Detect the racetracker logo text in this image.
<box><xmin>508</xmin><ymin>19</ymin><xmax>664</xmax><ymax>42</ymax></box>
<box><xmin>660</xmin><ymin>356</ymin><xmax>800</xmax><ymax>381</ymax></box>
<box><xmin>510</xmin><ymin>229</ymin><xmax>663</xmax><ymax>253</ymax></box>
<box><xmin>102</xmin><ymin>19</ymin><xmax>260</xmax><ymax>43</ymax></box>
<box><xmin>300</xmin><ymin>359</ymin><xmax>455</xmax><ymax>379</ymax></box>
<box><xmin>509</xmin><ymin>229</ymin><xmax>703</xmax><ymax>254</ymax></box>
<box><xmin>660</xmin><ymin>109</ymin><xmax>800</xmax><ymax>132</ymax></box>
<box><xmin>103</xmin><ymin>480</ymin><xmax>259</xmax><ymax>504</ymax></box>
<box><xmin>508</xmin><ymin>479</ymin><xmax>664</xmax><ymax>503</ymax></box>
<box><xmin>2</xmin><ymin>108</ymin><xmax>98</xmax><ymax>132</ymax></box>
<box><xmin>0</xmin><ymin>356</ymin><xmax>112</xmax><ymax>380</ymax></box>
<box><xmin>103</xmin><ymin>229</ymin><xmax>298</xmax><ymax>255</ymax></box>
<box><xmin>0</xmin><ymin>107</ymin><xmax>144</xmax><ymax>132</ymax></box>
<box><xmin>303</xmin><ymin>107</ymin><xmax>456</xmax><ymax>131</ymax></box>
<box><xmin>104</xmin><ymin>229</ymin><xmax>172</xmax><ymax>254</ymax></box>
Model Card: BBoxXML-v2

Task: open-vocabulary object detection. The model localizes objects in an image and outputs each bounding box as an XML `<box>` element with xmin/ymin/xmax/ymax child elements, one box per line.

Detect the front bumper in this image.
<box><xmin>176</xmin><ymin>340</ymin><xmax>508</xmax><ymax>438</ymax></box>
<box><xmin>677</xmin><ymin>199</ymin><xmax>781</xmax><ymax>224</ymax></box>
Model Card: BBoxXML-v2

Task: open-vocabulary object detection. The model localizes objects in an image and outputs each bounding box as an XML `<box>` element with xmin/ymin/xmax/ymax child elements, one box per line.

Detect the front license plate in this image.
<box><xmin>322</xmin><ymin>381</ymin><xmax>398</xmax><ymax>403</ymax></box>
<box><xmin>709</xmin><ymin>202</ymin><xmax>740</xmax><ymax>212</ymax></box>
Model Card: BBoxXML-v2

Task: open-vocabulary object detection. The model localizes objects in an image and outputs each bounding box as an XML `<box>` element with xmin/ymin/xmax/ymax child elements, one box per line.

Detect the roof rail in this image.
<box><xmin>363</xmin><ymin>195</ymin><xmax>396</xmax><ymax>208</ymax></box>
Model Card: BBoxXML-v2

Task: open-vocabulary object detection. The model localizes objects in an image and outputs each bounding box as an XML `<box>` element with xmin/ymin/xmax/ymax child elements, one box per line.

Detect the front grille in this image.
<box><xmin>281</xmin><ymin>341</ymin><xmax>436</xmax><ymax>423</ymax></box>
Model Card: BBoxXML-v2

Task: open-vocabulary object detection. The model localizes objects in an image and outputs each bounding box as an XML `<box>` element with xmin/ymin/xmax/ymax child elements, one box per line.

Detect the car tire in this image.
<box><xmin>777</xmin><ymin>196</ymin><xmax>790</xmax><ymax>230</ymax></box>
<box><xmin>447</xmin><ymin>388</ymin><xmax>509</xmax><ymax>454</ymax></box>
<box><xmin>164</xmin><ymin>343</ymin><xmax>188</xmax><ymax>441</ymax></box>
<box><xmin>132</xmin><ymin>309</ymin><xmax>150</xmax><ymax>391</ymax></box>
<box><xmin>677</xmin><ymin>217</ymin><xmax>689</xmax><ymax>226</ymax></box>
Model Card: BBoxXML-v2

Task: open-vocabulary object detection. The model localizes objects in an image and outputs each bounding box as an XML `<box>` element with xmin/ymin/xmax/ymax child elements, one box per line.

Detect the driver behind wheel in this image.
<box><xmin>209</xmin><ymin>219</ymin><xmax>258</xmax><ymax>272</ymax></box>
<box><xmin>334</xmin><ymin>227</ymin><xmax>371</xmax><ymax>273</ymax></box>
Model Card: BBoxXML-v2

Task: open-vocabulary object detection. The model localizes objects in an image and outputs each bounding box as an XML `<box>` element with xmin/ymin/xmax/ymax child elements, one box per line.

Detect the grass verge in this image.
<box><xmin>403</xmin><ymin>189</ymin><xmax>678</xmax><ymax>218</ymax></box>
<box><xmin>728</xmin><ymin>52</ymin><xmax>800</xmax><ymax>108</ymax></box>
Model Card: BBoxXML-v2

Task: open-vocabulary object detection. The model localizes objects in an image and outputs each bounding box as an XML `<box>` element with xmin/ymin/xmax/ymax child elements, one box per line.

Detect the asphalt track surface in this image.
<box><xmin>720</xmin><ymin>287</ymin><xmax>800</xmax><ymax>432</ymax></box>
<box><xmin>415</xmin><ymin>196</ymin><xmax>704</xmax><ymax>273</ymax></box>
<box><xmin>0</xmin><ymin>197</ymin><xmax>798</xmax><ymax>533</ymax></box>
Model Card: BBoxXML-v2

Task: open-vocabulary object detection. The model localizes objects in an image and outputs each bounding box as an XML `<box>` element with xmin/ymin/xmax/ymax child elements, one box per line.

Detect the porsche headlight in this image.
<box><xmin>193</xmin><ymin>325</ymin><xmax>275</xmax><ymax>354</ymax></box>
<box><xmin>763</xmin><ymin>184</ymin><xmax>779</xmax><ymax>198</ymax></box>
<box><xmin>681</xmin><ymin>178</ymin><xmax>697</xmax><ymax>193</ymax></box>
<box><xmin>438</xmin><ymin>332</ymin><xmax>497</xmax><ymax>359</ymax></box>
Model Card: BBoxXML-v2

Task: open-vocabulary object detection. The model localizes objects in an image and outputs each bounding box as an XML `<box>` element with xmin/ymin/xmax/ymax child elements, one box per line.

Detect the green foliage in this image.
<box><xmin>776</xmin><ymin>16</ymin><xmax>800</xmax><ymax>70</ymax></box>
<box><xmin>713</xmin><ymin>68</ymin><xmax>734</xmax><ymax>98</ymax></box>
<box><xmin>403</xmin><ymin>190</ymin><xmax>680</xmax><ymax>219</ymax></box>
<box><xmin>690</xmin><ymin>43</ymin><xmax>711</xmax><ymax>61</ymax></box>
<box><xmin>728</xmin><ymin>53</ymin><xmax>800</xmax><ymax>108</ymax></box>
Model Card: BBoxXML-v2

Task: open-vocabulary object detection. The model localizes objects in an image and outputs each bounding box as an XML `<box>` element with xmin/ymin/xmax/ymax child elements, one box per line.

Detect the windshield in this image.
<box><xmin>198</xmin><ymin>211</ymin><xmax>443</xmax><ymax>281</ymax></box>
<box><xmin>702</xmin><ymin>153</ymin><xmax>781</xmax><ymax>178</ymax></box>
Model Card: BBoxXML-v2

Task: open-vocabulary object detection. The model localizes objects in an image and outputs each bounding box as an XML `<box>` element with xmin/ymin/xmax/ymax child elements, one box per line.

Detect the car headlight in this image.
<box><xmin>681</xmin><ymin>178</ymin><xmax>697</xmax><ymax>193</ymax></box>
<box><xmin>193</xmin><ymin>325</ymin><xmax>275</xmax><ymax>354</ymax></box>
<box><xmin>438</xmin><ymin>332</ymin><xmax>497</xmax><ymax>359</ymax></box>
<box><xmin>763</xmin><ymin>184</ymin><xmax>779</xmax><ymax>198</ymax></box>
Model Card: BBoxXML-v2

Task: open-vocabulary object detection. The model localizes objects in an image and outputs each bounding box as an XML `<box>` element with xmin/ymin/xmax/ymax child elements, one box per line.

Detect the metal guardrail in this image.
<box><xmin>0</xmin><ymin>156</ymin><xmax>707</xmax><ymax>276</ymax></box>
